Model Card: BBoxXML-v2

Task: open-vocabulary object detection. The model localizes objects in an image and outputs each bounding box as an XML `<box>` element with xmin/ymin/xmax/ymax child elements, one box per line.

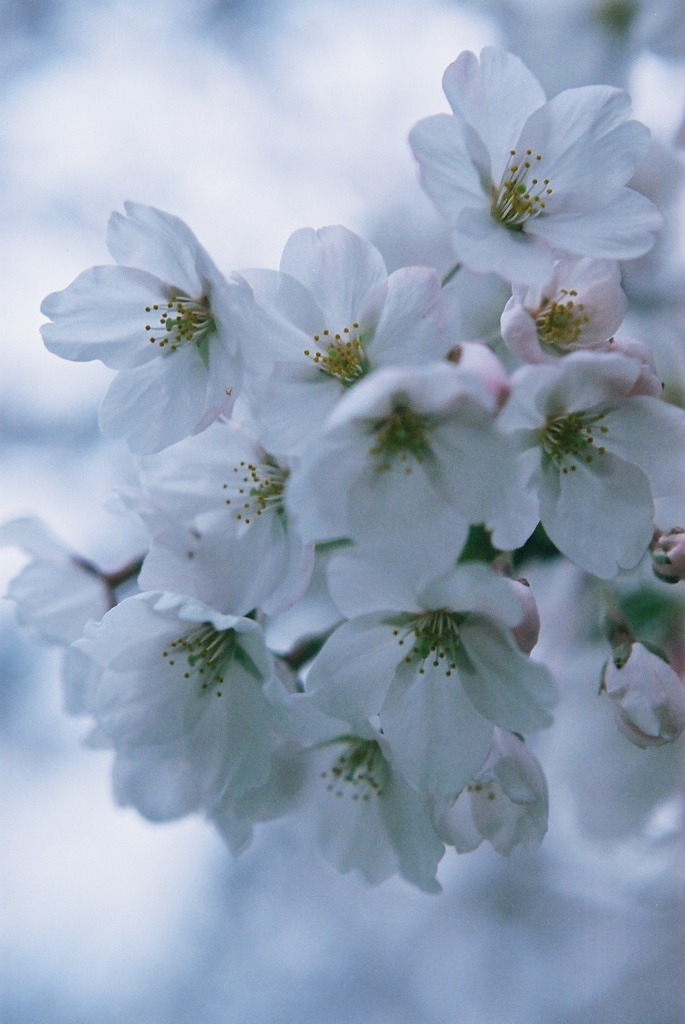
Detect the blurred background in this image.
<box><xmin>1</xmin><ymin>1</ymin><xmax>684</xmax><ymax>1021</ymax></box>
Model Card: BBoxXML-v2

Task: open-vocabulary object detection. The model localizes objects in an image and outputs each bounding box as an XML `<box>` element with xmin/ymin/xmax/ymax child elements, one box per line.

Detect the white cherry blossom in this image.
<box><xmin>409</xmin><ymin>47</ymin><xmax>662</xmax><ymax>286</ymax></box>
<box><xmin>75</xmin><ymin>592</ymin><xmax>277</xmax><ymax>815</ymax></box>
<box><xmin>41</xmin><ymin>203</ymin><xmax>247</xmax><ymax>454</ymax></box>
<box><xmin>0</xmin><ymin>517</ymin><xmax>113</xmax><ymax>644</ymax></box>
<box><xmin>492</xmin><ymin>351</ymin><xmax>685</xmax><ymax>576</ymax></box>
<box><xmin>286</xmin><ymin>356</ymin><xmax>515</xmax><ymax>578</ymax></box>
<box><xmin>233</xmin><ymin>224</ymin><xmax>461</xmax><ymax>457</ymax></box>
<box><xmin>124</xmin><ymin>420</ymin><xmax>313</xmax><ymax>616</ymax></box>
<box><xmin>306</xmin><ymin>558</ymin><xmax>556</xmax><ymax>801</ymax></box>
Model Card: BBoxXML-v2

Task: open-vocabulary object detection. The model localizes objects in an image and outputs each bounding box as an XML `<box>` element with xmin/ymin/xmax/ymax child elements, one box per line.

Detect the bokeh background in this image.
<box><xmin>1</xmin><ymin>1</ymin><xmax>684</xmax><ymax>1021</ymax></box>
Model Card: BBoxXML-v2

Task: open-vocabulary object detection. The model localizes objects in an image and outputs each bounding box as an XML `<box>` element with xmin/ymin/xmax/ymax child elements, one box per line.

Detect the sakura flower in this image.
<box><xmin>433</xmin><ymin>728</ymin><xmax>549</xmax><ymax>855</ymax></box>
<box><xmin>41</xmin><ymin>203</ymin><xmax>247</xmax><ymax>454</ymax></box>
<box><xmin>285</xmin><ymin>357</ymin><xmax>516</xmax><ymax>578</ymax></box>
<box><xmin>409</xmin><ymin>47</ymin><xmax>662</xmax><ymax>286</ymax></box>
<box><xmin>492</xmin><ymin>351</ymin><xmax>685</xmax><ymax>577</ymax></box>
<box><xmin>263</xmin><ymin>676</ymin><xmax>445</xmax><ymax>892</ymax></box>
<box><xmin>0</xmin><ymin>517</ymin><xmax>114</xmax><ymax>644</ymax></box>
<box><xmin>233</xmin><ymin>224</ymin><xmax>461</xmax><ymax>457</ymax></box>
<box><xmin>500</xmin><ymin>256</ymin><xmax>627</xmax><ymax>362</ymax></box>
<box><xmin>125</xmin><ymin>420</ymin><xmax>313</xmax><ymax>616</ymax></box>
<box><xmin>306</xmin><ymin>557</ymin><xmax>556</xmax><ymax>801</ymax></box>
<box><xmin>602</xmin><ymin>641</ymin><xmax>685</xmax><ymax>748</ymax></box>
<box><xmin>76</xmin><ymin>592</ymin><xmax>276</xmax><ymax>814</ymax></box>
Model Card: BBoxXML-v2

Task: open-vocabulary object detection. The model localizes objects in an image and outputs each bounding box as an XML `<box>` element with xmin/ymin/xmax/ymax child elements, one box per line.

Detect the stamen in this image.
<box><xmin>303</xmin><ymin>322</ymin><xmax>369</xmax><ymax>385</ymax></box>
<box><xmin>369</xmin><ymin>402</ymin><xmax>435</xmax><ymax>473</ymax></box>
<box><xmin>541</xmin><ymin>410</ymin><xmax>610</xmax><ymax>474</ymax></box>
<box><xmin>161</xmin><ymin>623</ymin><xmax>241</xmax><ymax>698</ymax></box>
<box><xmin>144</xmin><ymin>292</ymin><xmax>214</xmax><ymax>353</ymax></box>
<box><xmin>535</xmin><ymin>289</ymin><xmax>591</xmax><ymax>352</ymax></box>
<box><xmin>320</xmin><ymin>739</ymin><xmax>386</xmax><ymax>800</ymax></box>
<box><xmin>392</xmin><ymin>609</ymin><xmax>466</xmax><ymax>677</ymax></box>
<box><xmin>492</xmin><ymin>149</ymin><xmax>552</xmax><ymax>229</ymax></box>
<box><xmin>221</xmin><ymin>459</ymin><xmax>287</xmax><ymax>525</ymax></box>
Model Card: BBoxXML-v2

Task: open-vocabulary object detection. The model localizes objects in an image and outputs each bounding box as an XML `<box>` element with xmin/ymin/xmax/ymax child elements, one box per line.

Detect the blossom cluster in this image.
<box><xmin>4</xmin><ymin>47</ymin><xmax>685</xmax><ymax>891</ymax></box>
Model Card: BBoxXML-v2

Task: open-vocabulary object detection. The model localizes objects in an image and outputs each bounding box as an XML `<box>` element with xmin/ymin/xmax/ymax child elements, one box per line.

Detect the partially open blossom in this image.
<box><xmin>409</xmin><ymin>47</ymin><xmax>661</xmax><ymax>286</ymax></box>
<box><xmin>651</xmin><ymin>528</ymin><xmax>685</xmax><ymax>583</ymax></box>
<box><xmin>602</xmin><ymin>641</ymin><xmax>685</xmax><ymax>747</ymax></box>
<box><xmin>433</xmin><ymin>728</ymin><xmax>549</xmax><ymax>855</ymax></box>
<box><xmin>500</xmin><ymin>257</ymin><xmax>627</xmax><ymax>362</ymax></box>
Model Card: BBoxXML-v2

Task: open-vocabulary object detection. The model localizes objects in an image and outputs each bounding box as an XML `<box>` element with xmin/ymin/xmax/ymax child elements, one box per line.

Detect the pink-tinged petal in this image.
<box><xmin>382</xmin><ymin>661</ymin><xmax>494</xmax><ymax>800</ymax></box>
<box><xmin>107</xmin><ymin>202</ymin><xmax>207</xmax><ymax>297</ymax></box>
<box><xmin>443</xmin><ymin>48</ymin><xmax>546</xmax><ymax>181</ymax></box>
<box><xmin>279</xmin><ymin>225</ymin><xmax>387</xmax><ymax>328</ymax></box>
<box><xmin>540</xmin><ymin>453</ymin><xmax>654</xmax><ymax>576</ymax></box>
<box><xmin>529</xmin><ymin>188</ymin><xmax>663</xmax><ymax>260</ymax></box>
<box><xmin>98</xmin><ymin>345</ymin><xmax>209</xmax><ymax>454</ymax></box>
<box><xmin>453</xmin><ymin>207</ymin><xmax>555</xmax><ymax>285</ymax></box>
<box><xmin>41</xmin><ymin>266</ymin><xmax>169</xmax><ymax>369</ymax></box>
<box><xmin>500</xmin><ymin>296</ymin><xmax>549</xmax><ymax>363</ymax></box>
<box><xmin>459</xmin><ymin>618</ymin><xmax>556</xmax><ymax>731</ymax></box>
<box><xmin>305</xmin><ymin>616</ymin><xmax>400</xmax><ymax>725</ymax></box>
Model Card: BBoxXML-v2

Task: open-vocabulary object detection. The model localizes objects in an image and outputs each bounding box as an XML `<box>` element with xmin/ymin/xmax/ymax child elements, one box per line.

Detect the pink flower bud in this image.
<box><xmin>448</xmin><ymin>341</ymin><xmax>511</xmax><ymax>410</ymax></box>
<box><xmin>509</xmin><ymin>577</ymin><xmax>541</xmax><ymax>654</ymax></box>
<box><xmin>651</xmin><ymin>528</ymin><xmax>685</xmax><ymax>583</ymax></box>
<box><xmin>609</xmin><ymin>337</ymin><xmax>662</xmax><ymax>397</ymax></box>
<box><xmin>602</xmin><ymin>641</ymin><xmax>685</xmax><ymax>748</ymax></box>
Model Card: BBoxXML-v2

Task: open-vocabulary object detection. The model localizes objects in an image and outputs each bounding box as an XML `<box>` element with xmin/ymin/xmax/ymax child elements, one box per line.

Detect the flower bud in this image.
<box><xmin>651</xmin><ymin>528</ymin><xmax>685</xmax><ymax>583</ymax></box>
<box><xmin>610</xmin><ymin>337</ymin><xmax>662</xmax><ymax>397</ymax></box>
<box><xmin>602</xmin><ymin>641</ymin><xmax>685</xmax><ymax>748</ymax></box>
<box><xmin>509</xmin><ymin>577</ymin><xmax>541</xmax><ymax>654</ymax></box>
<box><xmin>433</xmin><ymin>729</ymin><xmax>548</xmax><ymax>855</ymax></box>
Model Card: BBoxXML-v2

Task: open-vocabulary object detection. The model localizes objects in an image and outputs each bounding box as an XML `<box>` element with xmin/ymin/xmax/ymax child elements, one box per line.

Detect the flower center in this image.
<box><xmin>541</xmin><ymin>410</ymin><xmax>609</xmax><ymax>473</ymax></box>
<box><xmin>321</xmin><ymin>738</ymin><xmax>386</xmax><ymax>800</ymax></box>
<box><xmin>535</xmin><ymin>289</ymin><xmax>590</xmax><ymax>353</ymax></box>
<box><xmin>161</xmin><ymin>623</ymin><xmax>258</xmax><ymax>698</ymax></box>
<box><xmin>492</xmin><ymin>149</ymin><xmax>553</xmax><ymax>229</ymax></box>
<box><xmin>369</xmin><ymin>402</ymin><xmax>435</xmax><ymax>473</ymax></box>
<box><xmin>144</xmin><ymin>292</ymin><xmax>214</xmax><ymax>352</ymax></box>
<box><xmin>303</xmin><ymin>323</ymin><xmax>369</xmax><ymax>385</ymax></box>
<box><xmin>392</xmin><ymin>609</ymin><xmax>466</xmax><ymax>676</ymax></box>
<box><xmin>221</xmin><ymin>459</ymin><xmax>287</xmax><ymax>525</ymax></box>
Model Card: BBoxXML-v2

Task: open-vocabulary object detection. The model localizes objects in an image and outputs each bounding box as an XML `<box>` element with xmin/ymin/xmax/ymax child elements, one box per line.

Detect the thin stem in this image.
<box><xmin>441</xmin><ymin>262</ymin><xmax>462</xmax><ymax>287</ymax></box>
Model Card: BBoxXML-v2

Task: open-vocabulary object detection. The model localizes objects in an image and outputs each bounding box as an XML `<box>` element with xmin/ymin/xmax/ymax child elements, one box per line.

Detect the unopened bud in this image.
<box><xmin>509</xmin><ymin>577</ymin><xmax>541</xmax><ymax>654</ymax></box>
<box><xmin>651</xmin><ymin>528</ymin><xmax>685</xmax><ymax>583</ymax></box>
<box><xmin>602</xmin><ymin>641</ymin><xmax>685</xmax><ymax>748</ymax></box>
<box><xmin>610</xmin><ymin>337</ymin><xmax>662</xmax><ymax>397</ymax></box>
